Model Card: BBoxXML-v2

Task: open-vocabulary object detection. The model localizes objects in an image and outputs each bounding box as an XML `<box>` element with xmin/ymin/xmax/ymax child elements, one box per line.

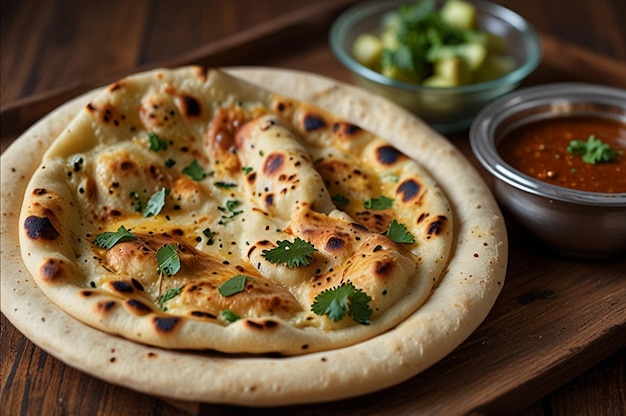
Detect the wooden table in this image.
<box><xmin>2</xmin><ymin>1</ymin><xmax>625</xmax><ymax>414</ymax></box>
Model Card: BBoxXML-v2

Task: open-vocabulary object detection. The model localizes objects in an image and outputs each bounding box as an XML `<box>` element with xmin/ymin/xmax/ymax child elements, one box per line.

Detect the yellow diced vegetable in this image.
<box><xmin>440</xmin><ymin>0</ymin><xmax>477</xmax><ymax>30</ymax></box>
<box><xmin>352</xmin><ymin>33</ymin><xmax>383</xmax><ymax>69</ymax></box>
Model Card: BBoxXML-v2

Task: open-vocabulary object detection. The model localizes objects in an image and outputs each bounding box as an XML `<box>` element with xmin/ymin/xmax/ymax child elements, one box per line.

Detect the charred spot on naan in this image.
<box><xmin>86</xmin><ymin>102</ymin><xmax>127</xmax><ymax>127</ymax></box>
<box><xmin>24</xmin><ymin>215</ymin><xmax>60</xmax><ymax>241</ymax></box>
<box><xmin>174</xmin><ymin>94</ymin><xmax>202</xmax><ymax>118</ymax></box>
<box><xmin>395</xmin><ymin>178</ymin><xmax>424</xmax><ymax>204</ymax></box>
<box><xmin>94</xmin><ymin>299</ymin><xmax>119</xmax><ymax>316</ymax></box>
<box><xmin>374</xmin><ymin>145</ymin><xmax>407</xmax><ymax>166</ymax></box>
<box><xmin>243</xmin><ymin>319</ymin><xmax>281</xmax><ymax>331</ymax></box>
<box><xmin>152</xmin><ymin>316</ymin><xmax>183</xmax><ymax>334</ymax></box>
<box><xmin>39</xmin><ymin>258</ymin><xmax>67</xmax><ymax>283</ymax></box>
<box><xmin>425</xmin><ymin>215</ymin><xmax>449</xmax><ymax>239</ymax></box>
<box><xmin>125</xmin><ymin>298</ymin><xmax>154</xmax><ymax>316</ymax></box>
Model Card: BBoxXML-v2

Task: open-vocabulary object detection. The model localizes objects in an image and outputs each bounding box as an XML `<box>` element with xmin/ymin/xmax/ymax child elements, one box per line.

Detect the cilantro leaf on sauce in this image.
<box><xmin>311</xmin><ymin>282</ymin><xmax>372</xmax><ymax>324</ymax></box>
<box><xmin>143</xmin><ymin>188</ymin><xmax>168</xmax><ymax>217</ymax></box>
<box><xmin>386</xmin><ymin>219</ymin><xmax>416</xmax><ymax>243</ymax></box>
<box><xmin>262</xmin><ymin>237</ymin><xmax>317</xmax><ymax>268</ymax></box>
<box><xmin>567</xmin><ymin>135</ymin><xmax>616</xmax><ymax>164</ymax></box>
<box><xmin>156</xmin><ymin>244</ymin><xmax>181</xmax><ymax>276</ymax></box>
<box><xmin>364</xmin><ymin>195</ymin><xmax>394</xmax><ymax>210</ymax></box>
<box><xmin>94</xmin><ymin>226</ymin><xmax>137</xmax><ymax>249</ymax></box>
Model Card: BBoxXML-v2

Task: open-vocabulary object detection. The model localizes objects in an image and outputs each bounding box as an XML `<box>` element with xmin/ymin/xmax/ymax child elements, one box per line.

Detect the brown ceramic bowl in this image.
<box><xmin>470</xmin><ymin>83</ymin><xmax>626</xmax><ymax>259</ymax></box>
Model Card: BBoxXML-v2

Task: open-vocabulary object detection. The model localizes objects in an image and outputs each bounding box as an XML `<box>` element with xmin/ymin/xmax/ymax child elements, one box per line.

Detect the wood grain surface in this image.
<box><xmin>2</xmin><ymin>1</ymin><xmax>626</xmax><ymax>415</ymax></box>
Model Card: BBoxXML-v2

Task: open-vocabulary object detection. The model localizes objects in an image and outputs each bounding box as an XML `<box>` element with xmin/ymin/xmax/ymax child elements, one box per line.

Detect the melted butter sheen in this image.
<box><xmin>498</xmin><ymin>116</ymin><xmax>626</xmax><ymax>193</ymax></box>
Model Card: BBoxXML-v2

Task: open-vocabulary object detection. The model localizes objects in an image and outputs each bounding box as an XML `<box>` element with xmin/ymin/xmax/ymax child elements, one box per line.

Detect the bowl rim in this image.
<box><xmin>469</xmin><ymin>82</ymin><xmax>626</xmax><ymax>206</ymax></box>
<box><xmin>328</xmin><ymin>0</ymin><xmax>542</xmax><ymax>93</ymax></box>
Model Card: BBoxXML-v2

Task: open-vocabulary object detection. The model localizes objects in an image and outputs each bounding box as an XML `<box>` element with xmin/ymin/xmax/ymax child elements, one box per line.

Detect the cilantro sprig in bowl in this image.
<box><xmin>470</xmin><ymin>83</ymin><xmax>626</xmax><ymax>259</ymax></box>
<box><xmin>329</xmin><ymin>0</ymin><xmax>541</xmax><ymax>133</ymax></box>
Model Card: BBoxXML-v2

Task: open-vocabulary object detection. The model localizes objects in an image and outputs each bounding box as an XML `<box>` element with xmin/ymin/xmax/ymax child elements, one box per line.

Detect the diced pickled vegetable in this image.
<box><xmin>352</xmin><ymin>33</ymin><xmax>384</xmax><ymax>68</ymax></box>
<box><xmin>474</xmin><ymin>55</ymin><xmax>517</xmax><ymax>82</ymax></box>
<box><xmin>440</xmin><ymin>0</ymin><xmax>477</xmax><ymax>30</ymax></box>
<box><xmin>431</xmin><ymin>56</ymin><xmax>471</xmax><ymax>85</ymax></box>
<box><xmin>349</xmin><ymin>0</ymin><xmax>516</xmax><ymax>87</ymax></box>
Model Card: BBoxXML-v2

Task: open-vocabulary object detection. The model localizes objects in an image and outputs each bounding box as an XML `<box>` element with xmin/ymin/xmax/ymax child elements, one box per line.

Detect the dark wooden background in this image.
<box><xmin>1</xmin><ymin>0</ymin><xmax>625</xmax><ymax>415</ymax></box>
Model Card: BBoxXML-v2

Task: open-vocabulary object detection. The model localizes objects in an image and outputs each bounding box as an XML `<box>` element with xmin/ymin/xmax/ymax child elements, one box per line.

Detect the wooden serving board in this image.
<box><xmin>1</xmin><ymin>2</ymin><xmax>625</xmax><ymax>414</ymax></box>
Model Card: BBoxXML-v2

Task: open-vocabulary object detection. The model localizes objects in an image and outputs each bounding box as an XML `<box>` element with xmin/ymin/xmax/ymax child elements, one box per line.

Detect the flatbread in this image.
<box><xmin>1</xmin><ymin>67</ymin><xmax>507</xmax><ymax>405</ymax></box>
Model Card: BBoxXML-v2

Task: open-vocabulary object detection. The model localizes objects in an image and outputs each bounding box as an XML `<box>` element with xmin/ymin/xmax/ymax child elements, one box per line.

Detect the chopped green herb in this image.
<box><xmin>165</xmin><ymin>158</ymin><xmax>176</xmax><ymax>168</ymax></box>
<box><xmin>364</xmin><ymin>195</ymin><xmax>394</xmax><ymax>210</ymax></box>
<box><xmin>148</xmin><ymin>132</ymin><xmax>168</xmax><ymax>151</ymax></box>
<box><xmin>182</xmin><ymin>159</ymin><xmax>211</xmax><ymax>181</ymax></box>
<box><xmin>386</xmin><ymin>219</ymin><xmax>416</xmax><ymax>243</ymax></box>
<box><xmin>94</xmin><ymin>226</ymin><xmax>137</xmax><ymax>249</ymax></box>
<box><xmin>156</xmin><ymin>244</ymin><xmax>181</xmax><ymax>276</ymax></box>
<box><xmin>262</xmin><ymin>237</ymin><xmax>317</xmax><ymax>268</ymax></box>
<box><xmin>242</xmin><ymin>166</ymin><xmax>254</xmax><ymax>175</ymax></box>
<box><xmin>158</xmin><ymin>286</ymin><xmax>183</xmax><ymax>310</ymax></box>
<box><xmin>311</xmin><ymin>282</ymin><xmax>372</xmax><ymax>324</ymax></box>
<box><xmin>214</xmin><ymin>181</ymin><xmax>237</xmax><ymax>189</ymax></box>
<box><xmin>218</xmin><ymin>199</ymin><xmax>243</xmax><ymax>224</ymax></box>
<box><xmin>90</xmin><ymin>281</ymin><xmax>96</xmax><ymax>288</ymax></box>
<box><xmin>332</xmin><ymin>194</ymin><xmax>350</xmax><ymax>210</ymax></box>
<box><xmin>143</xmin><ymin>188</ymin><xmax>168</xmax><ymax>217</ymax></box>
<box><xmin>202</xmin><ymin>228</ymin><xmax>217</xmax><ymax>245</ymax></box>
<box><xmin>220</xmin><ymin>309</ymin><xmax>240</xmax><ymax>323</ymax></box>
<box><xmin>566</xmin><ymin>134</ymin><xmax>616</xmax><ymax>164</ymax></box>
<box><xmin>129</xmin><ymin>191</ymin><xmax>142</xmax><ymax>212</ymax></box>
<box><xmin>218</xmin><ymin>275</ymin><xmax>249</xmax><ymax>297</ymax></box>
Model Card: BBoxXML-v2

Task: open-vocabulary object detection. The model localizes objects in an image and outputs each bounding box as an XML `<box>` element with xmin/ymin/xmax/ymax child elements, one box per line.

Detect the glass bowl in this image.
<box><xmin>329</xmin><ymin>0</ymin><xmax>542</xmax><ymax>133</ymax></box>
<box><xmin>470</xmin><ymin>83</ymin><xmax>626</xmax><ymax>259</ymax></box>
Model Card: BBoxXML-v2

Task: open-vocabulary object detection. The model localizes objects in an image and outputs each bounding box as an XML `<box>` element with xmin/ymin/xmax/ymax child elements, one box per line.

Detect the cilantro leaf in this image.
<box><xmin>94</xmin><ymin>226</ymin><xmax>137</xmax><ymax>249</ymax></box>
<box><xmin>218</xmin><ymin>275</ymin><xmax>248</xmax><ymax>297</ymax></box>
<box><xmin>220</xmin><ymin>309</ymin><xmax>240</xmax><ymax>323</ymax></box>
<box><xmin>143</xmin><ymin>188</ymin><xmax>168</xmax><ymax>217</ymax></box>
<box><xmin>567</xmin><ymin>135</ymin><xmax>616</xmax><ymax>164</ymax></box>
<box><xmin>242</xmin><ymin>166</ymin><xmax>254</xmax><ymax>175</ymax></box>
<box><xmin>156</xmin><ymin>244</ymin><xmax>181</xmax><ymax>276</ymax></box>
<box><xmin>148</xmin><ymin>132</ymin><xmax>168</xmax><ymax>151</ymax></box>
<box><xmin>214</xmin><ymin>181</ymin><xmax>237</xmax><ymax>190</ymax></box>
<box><xmin>332</xmin><ymin>194</ymin><xmax>350</xmax><ymax>210</ymax></box>
<box><xmin>386</xmin><ymin>219</ymin><xmax>416</xmax><ymax>243</ymax></box>
<box><xmin>218</xmin><ymin>199</ymin><xmax>243</xmax><ymax>224</ymax></box>
<box><xmin>182</xmin><ymin>159</ymin><xmax>211</xmax><ymax>181</ymax></box>
<box><xmin>262</xmin><ymin>237</ymin><xmax>317</xmax><ymax>268</ymax></box>
<box><xmin>311</xmin><ymin>282</ymin><xmax>372</xmax><ymax>324</ymax></box>
<box><xmin>364</xmin><ymin>195</ymin><xmax>394</xmax><ymax>210</ymax></box>
<box><xmin>158</xmin><ymin>286</ymin><xmax>183</xmax><ymax>311</ymax></box>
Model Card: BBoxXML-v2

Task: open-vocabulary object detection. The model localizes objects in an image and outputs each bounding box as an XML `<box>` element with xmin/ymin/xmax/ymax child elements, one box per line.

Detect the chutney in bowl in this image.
<box><xmin>470</xmin><ymin>83</ymin><xmax>626</xmax><ymax>259</ymax></box>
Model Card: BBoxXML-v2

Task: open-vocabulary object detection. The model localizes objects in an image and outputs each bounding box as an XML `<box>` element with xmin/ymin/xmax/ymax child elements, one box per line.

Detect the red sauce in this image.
<box><xmin>498</xmin><ymin>116</ymin><xmax>626</xmax><ymax>193</ymax></box>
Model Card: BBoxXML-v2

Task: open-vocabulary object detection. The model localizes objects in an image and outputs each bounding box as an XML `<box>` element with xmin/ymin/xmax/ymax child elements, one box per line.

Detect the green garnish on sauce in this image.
<box><xmin>311</xmin><ymin>282</ymin><xmax>372</xmax><ymax>324</ymax></box>
<box><xmin>566</xmin><ymin>135</ymin><xmax>616</xmax><ymax>164</ymax></box>
<box><xmin>262</xmin><ymin>237</ymin><xmax>317</xmax><ymax>268</ymax></box>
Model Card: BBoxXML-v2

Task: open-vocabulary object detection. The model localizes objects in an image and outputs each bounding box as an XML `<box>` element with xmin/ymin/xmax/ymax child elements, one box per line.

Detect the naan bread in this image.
<box><xmin>1</xmin><ymin>67</ymin><xmax>507</xmax><ymax>405</ymax></box>
<box><xmin>18</xmin><ymin>67</ymin><xmax>453</xmax><ymax>354</ymax></box>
